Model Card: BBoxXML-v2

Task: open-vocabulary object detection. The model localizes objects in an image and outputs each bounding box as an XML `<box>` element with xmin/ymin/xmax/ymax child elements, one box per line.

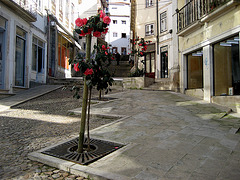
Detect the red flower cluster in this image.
<box><xmin>75</xmin><ymin>10</ymin><xmax>111</xmax><ymax>38</ymax></box>
<box><xmin>84</xmin><ymin>68</ymin><xmax>93</xmax><ymax>76</ymax></box>
<box><xmin>74</xmin><ymin>63</ymin><xmax>80</xmax><ymax>72</ymax></box>
<box><xmin>130</xmin><ymin>37</ymin><xmax>151</xmax><ymax>57</ymax></box>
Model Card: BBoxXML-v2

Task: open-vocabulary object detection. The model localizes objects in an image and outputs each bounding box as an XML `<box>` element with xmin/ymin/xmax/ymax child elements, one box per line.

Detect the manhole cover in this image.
<box><xmin>42</xmin><ymin>138</ymin><xmax>124</xmax><ymax>165</ymax></box>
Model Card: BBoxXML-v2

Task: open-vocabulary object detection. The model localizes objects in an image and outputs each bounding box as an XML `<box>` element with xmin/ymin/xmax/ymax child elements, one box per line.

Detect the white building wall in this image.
<box><xmin>0</xmin><ymin>2</ymin><xmax>33</xmax><ymax>91</ymax></box>
<box><xmin>106</xmin><ymin>0</ymin><xmax>130</xmax><ymax>55</ymax></box>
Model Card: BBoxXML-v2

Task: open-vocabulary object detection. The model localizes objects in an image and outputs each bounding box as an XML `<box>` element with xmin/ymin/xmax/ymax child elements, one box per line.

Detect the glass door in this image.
<box><xmin>0</xmin><ymin>17</ymin><xmax>6</xmax><ymax>89</ymax></box>
<box><xmin>15</xmin><ymin>27</ymin><xmax>26</xmax><ymax>87</ymax></box>
<box><xmin>161</xmin><ymin>46</ymin><xmax>168</xmax><ymax>78</ymax></box>
<box><xmin>0</xmin><ymin>31</ymin><xmax>4</xmax><ymax>88</ymax></box>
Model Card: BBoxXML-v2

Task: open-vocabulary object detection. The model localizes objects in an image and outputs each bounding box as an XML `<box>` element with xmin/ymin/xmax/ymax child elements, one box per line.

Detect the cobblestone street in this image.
<box><xmin>0</xmin><ymin>88</ymin><xmax>118</xmax><ymax>180</ymax></box>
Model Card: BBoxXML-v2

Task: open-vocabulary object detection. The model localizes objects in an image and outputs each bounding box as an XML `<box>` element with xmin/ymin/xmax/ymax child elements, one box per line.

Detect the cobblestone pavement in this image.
<box><xmin>0</xmin><ymin>88</ymin><xmax>120</xmax><ymax>180</ymax></box>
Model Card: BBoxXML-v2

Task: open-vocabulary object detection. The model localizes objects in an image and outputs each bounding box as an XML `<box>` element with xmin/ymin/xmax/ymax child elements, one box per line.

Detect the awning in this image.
<box><xmin>58</xmin><ymin>29</ymin><xmax>82</xmax><ymax>50</ymax></box>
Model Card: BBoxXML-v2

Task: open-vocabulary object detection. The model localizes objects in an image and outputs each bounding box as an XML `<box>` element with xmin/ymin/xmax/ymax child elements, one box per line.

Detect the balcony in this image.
<box><xmin>177</xmin><ymin>0</ymin><xmax>240</xmax><ymax>35</ymax></box>
<box><xmin>1</xmin><ymin>0</ymin><xmax>37</xmax><ymax>22</ymax></box>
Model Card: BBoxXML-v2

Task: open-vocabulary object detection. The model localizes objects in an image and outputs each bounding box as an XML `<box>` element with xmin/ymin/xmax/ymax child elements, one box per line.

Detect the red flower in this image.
<box><xmin>84</xmin><ymin>68</ymin><xmax>93</xmax><ymax>76</ymax></box>
<box><xmin>75</xmin><ymin>18</ymin><xmax>83</xmax><ymax>27</ymax></box>
<box><xmin>74</xmin><ymin>63</ymin><xmax>80</xmax><ymax>72</ymax></box>
<box><xmin>82</xmin><ymin>18</ymin><xmax>88</xmax><ymax>25</ymax></box>
<box><xmin>102</xmin><ymin>45</ymin><xmax>106</xmax><ymax>50</ymax></box>
<box><xmin>111</xmin><ymin>57</ymin><xmax>115</xmax><ymax>60</ymax></box>
<box><xmin>80</xmin><ymin>30</ymin><xmax>86</xmax><ymax>36</ymax></box>
<box><xmin>105</xmin><ymin>51</ymin><xmax>108</xmax><ymax>55</ymax></box>
<box><xmin>93</xmin><ymin>31</ymin><xmax>101</xmax><ymax>37</ymax></box>
<box><xmin>139</xmin><ymin>44</ymin><xmax>142</xmax><ymax>46</ymax></box>
<box><xmin>140</xmin><ymin>52</ymin><xmax>143</xmax><ymax>55</ymax></box>
<box><xmin>103</xmin><ymin>16</ymin><xmax>111</xmax><ymax>24</ymax></box>
<box><xmin>100</xmin><ymin>10</ymin><xmax>105</xmax><ymax>18</ymax></box>
<box><xmin>86</xmin><ymin>28</ymin><xmax>93</xmax><ymax>35</ymax></box>
<box><xmin>103</xmin><ymin>28</ymin><xmax>108</xmax><ymax>34</ymax></box>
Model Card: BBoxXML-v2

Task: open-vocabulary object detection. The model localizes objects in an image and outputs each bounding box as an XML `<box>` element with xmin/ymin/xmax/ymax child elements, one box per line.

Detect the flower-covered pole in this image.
<box><xmin>130</xmin><ymin>37</ymin><xmax>151</xmax><ymax>73</ymax></box>
<box><xmin>78</xmin><ymin>34</ymin><xmax>91</xmax><ymax>153</ymax></box>
<box><xmin>71</xmin><ymin>10</ymin><xmax>112</xmax><ymax>153</ymax></box>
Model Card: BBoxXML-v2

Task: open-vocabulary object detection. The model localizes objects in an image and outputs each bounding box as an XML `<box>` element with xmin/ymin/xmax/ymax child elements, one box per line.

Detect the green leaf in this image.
<box><xmin>75</xmin><ymin>28</ymin><xmax>82</xmax><ymax>34</ymax></box>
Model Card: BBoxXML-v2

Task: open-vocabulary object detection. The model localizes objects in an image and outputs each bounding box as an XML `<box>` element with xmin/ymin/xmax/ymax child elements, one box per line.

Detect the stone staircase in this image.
<box><xmin>144</xmin><ymin>78</ymin><xmax>173</xmax><ymax>91</ymax></box>
<box><xmin>48</xmin><ymin>77</ymin><xmax>84</xmax><ymax>87</ymax></box>
<box><xmin>109</xmin><ymin>61</ymin><xmax>132</xmax><ymax>77</ymax></box>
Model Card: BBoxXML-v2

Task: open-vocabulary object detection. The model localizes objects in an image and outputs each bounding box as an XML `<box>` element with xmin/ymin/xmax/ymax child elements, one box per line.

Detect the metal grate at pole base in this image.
<box><xmin>41</xmin><ymin>137</ymin><xmax>124</xmax><ymax>165</ymax></box>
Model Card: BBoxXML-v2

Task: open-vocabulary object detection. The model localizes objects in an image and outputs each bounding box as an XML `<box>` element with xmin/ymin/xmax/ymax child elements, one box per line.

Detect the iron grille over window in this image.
<box><xmin>177</xmin><ymin>0</ymin><xmax>231</xmax><ymax>32</ymax></box>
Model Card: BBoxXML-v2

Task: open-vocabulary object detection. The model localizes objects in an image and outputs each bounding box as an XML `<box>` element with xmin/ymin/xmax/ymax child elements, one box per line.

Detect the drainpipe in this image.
<box><xmin>156</xmin><ymin>0</ymin><xmax>159</xmax><ymax>55</ymax></box>
<box><xmin>46</xmin><ymin>9</ymin><xmax>50</xmax><ymax>83</ymax></box>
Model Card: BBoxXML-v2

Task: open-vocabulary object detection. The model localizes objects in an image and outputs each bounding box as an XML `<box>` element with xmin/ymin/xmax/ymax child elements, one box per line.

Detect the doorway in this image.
<box><xmin>15</xmin><ymin>27</ymin><xmax>26</xmax><ymax>87</ymax></box>
<box><xmin>160</xmin><ymin>46</ymin><xmax>168</xmax><ymax>78</ymax></box>
<box><xmin>0</xmin><ymin>30</ymin><xmax>4</xmax><ymax>89</ymax></box>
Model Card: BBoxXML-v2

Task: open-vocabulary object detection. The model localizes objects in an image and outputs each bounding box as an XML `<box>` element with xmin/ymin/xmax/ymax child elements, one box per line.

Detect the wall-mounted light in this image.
<box><xmin>220</xmin><ymin>42</ymin><xmax>232</xmax><ymax>47</ymax></box>
<box><xmin>50</xmin><ymin>21</ymin><xmax>56</xmax><ymax>27</ymax></box>
<box><xmin>226</xmin><ymin>40</ymin><xmax>239</xmax><ymax>44</ymax></box>
<box><xmin>192</xmin><ymin>51</ymin><xmax>203</xmax><ymax>56</ymax></box>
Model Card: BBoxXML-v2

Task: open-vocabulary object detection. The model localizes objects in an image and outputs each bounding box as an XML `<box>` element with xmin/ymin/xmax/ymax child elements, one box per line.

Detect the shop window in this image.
<box><xmin>214</xmin><ymin>35</ymin><xmax>240</xmax><ymax>95</ymax></box>
<box><xmin>187</xmin><ymin>50</ymin><xmax>203</xmax><ymax>89</ymax></box>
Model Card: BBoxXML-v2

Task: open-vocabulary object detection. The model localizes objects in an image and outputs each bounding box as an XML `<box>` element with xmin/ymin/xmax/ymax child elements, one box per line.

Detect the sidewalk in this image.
<box><xmin>29</xmin><ymin>90</ymin><xmax>240</xmax><ymax>180</ymax></box>
<box><xmin>0</xmin><ymin>85</ymin><xmax>63</xmax><ymax>112</ymax></box>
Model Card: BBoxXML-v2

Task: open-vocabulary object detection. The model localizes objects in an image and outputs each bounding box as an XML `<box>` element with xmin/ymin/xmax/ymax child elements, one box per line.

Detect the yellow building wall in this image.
<box><xmin>179</xmin><ymin>5</ymin><xmax>240</xmax><ymax>51</ymax></box>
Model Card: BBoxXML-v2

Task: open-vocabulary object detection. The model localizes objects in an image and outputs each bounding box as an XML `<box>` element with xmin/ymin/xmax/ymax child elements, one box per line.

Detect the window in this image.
<box><xmin>122</xmin><ymin>33</ymin><xmax>126</xmax><ymax>38</ymax></box>
<box><xmin>65</xmin><ymin>0</ymin><xmax>69</xmax><ymax>27</ymax></box>
<box><xmin>187</xmin><ymin>50</ymin><xmax>203</xmax><ymax>89</ymax></box>
<box><xmin>66</xmin><ymin>0</ymin><xmax>69</xmax><ymax>18</ymax></box>
<box><xmin>121</xmin><ymin>47</ymin><xmax>126</xmax><ymax>55</ymax></box>
<box><xmin>34</xmin><ymin>0</ymin><xmax>42</xmax><ymax>12</ymax></box>
<box><xmin>113</xmin><ymin>32</ymin><xmax>118</xmax><ymax>37</ymax></box>
<box><xmin>145</xmin><ymin>24</ymin><xmax>154</xmax><ymax>36</ymax></box>
<box><xmin>112</xmin><ymin>47</ymin><xmax>117</xmax><ymax>54</ymax></box>
<box><xmin>122</xmin><ymin>20</ymin><xmax>126</xmax><ymax>24</ymax></box>
<box><xmin>59</xmin><ymin>0</ymin><xmax>62</xmax><ymax>12</ymax></box>
<box><xmin>32</xmin><ymin>37</ymin><xmax>45</xmax><ymax>73</ymax></box>
<box><xmin>113</xmin><ymin>20</ymin><xmax>117</xmax><ymax>24</ymax></box>
<box><xmin>160</xmin><ymin>11</ymin><xmax>167</xmax><ymax>33</ymax></box>
<box><xmin>146</xmin><ymin>0</ymin><xmax>153</xmax><ymax>8</ymax></box>
<box><xmin>71</xmin><ymin>3</ymin><xmax>74</xmax><ymax>26</ymax></box>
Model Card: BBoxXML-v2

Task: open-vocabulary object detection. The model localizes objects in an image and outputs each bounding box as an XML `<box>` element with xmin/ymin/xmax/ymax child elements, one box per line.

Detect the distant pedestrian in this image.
<box><xmin>116</xmin><ymin>52</ymin><xmax>120</xmax><ymax>66</ymax></box>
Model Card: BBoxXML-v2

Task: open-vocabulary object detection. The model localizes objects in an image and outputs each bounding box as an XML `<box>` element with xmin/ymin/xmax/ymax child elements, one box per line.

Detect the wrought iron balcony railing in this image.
<box><xmin>12</xmin><ymin>0</ymin><xmax>37</xmax><ymax>16</ymax></box>
<box><xmin>177</xmin><ymin>0</ymin><xmax>231</xmax><ymax>33</ymax></box>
